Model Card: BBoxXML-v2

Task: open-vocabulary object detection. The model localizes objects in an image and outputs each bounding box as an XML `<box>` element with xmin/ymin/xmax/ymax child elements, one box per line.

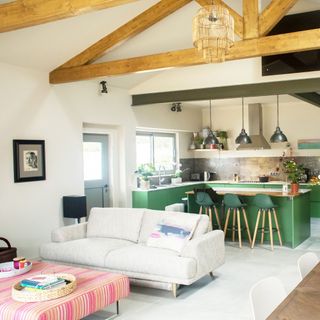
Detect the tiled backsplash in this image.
<box><xmin>180</xmin><ymin>157</ymin><xmax>320</xmax><ymax>181</ymax></box>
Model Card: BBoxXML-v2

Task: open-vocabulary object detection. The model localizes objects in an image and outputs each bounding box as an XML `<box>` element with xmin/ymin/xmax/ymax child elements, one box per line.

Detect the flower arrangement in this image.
<box><xmin>136</xmin><ymin>164</ymin><xmax>155</xmax><ymax>181</ymax></box>
<box><xmin>282</xmin><ymin>159</ymin><xmax>304</xmax><ymax>184</ymax></box>
<box><xmin>173</xmin><ymin>163</ymin><xmax>186</xmax><ymax>178</ymax></box>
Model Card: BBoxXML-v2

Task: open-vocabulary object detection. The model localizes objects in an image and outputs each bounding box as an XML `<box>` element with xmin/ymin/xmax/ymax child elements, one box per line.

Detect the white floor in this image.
<box><xmin>85</xmin><ymin>219</ymin><xmax>320</xmax><ymax>320</ymax></box>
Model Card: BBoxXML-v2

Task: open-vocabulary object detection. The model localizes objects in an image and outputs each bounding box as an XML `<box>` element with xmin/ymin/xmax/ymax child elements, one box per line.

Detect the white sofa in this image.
<box><xmin>40</xmin><ymin>208</ymin><xmax>225</xmax><ymax>296</ymax></box>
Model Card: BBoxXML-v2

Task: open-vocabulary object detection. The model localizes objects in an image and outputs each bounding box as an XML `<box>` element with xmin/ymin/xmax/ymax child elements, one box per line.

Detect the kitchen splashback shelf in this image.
<box><xmin>192</xmin><ymin>149</ymin><xmax>320</xmax><ymax>159</ymax></box>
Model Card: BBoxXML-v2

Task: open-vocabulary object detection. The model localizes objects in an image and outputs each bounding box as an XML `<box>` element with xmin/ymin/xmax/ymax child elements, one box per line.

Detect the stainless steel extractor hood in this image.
<box><xmin>237</xmin><ymin>103</ymin><xmax>271</xmax><ymax>150</ymax></box>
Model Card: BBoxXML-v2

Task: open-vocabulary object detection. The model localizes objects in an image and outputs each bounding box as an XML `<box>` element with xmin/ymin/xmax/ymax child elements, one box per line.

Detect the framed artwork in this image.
<box><xmin>13</xmin><ymin>140</ymin><xmax>46</xmax><ymax>183</ymax></box>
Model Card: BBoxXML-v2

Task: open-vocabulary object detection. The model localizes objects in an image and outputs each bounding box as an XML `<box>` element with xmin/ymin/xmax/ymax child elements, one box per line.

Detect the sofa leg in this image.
<box><xmin>172</xmin><ymin>283</ymin><xmax>177</xmax><ymax>298</ymax></box>
<box><xmin>209</xmin><ymin>271</ymin><xmax>214</xmax><ymax>279</ymax></box>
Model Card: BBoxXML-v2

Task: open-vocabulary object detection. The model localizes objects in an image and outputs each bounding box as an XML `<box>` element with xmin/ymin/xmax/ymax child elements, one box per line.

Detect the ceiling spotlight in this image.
<box><xmin>100</xmin><ymin>81</ymin><xmax>108</xmax><ymax>94</ymax></box>
<box><xmin>171</xmin><ymin>102</ymin><xmax>182</xmax><ymax>112</ymax></box>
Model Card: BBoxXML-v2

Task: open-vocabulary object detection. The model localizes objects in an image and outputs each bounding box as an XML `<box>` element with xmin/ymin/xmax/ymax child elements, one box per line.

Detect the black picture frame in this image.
<box><xmin>13</xmin><ymin>139</ymin><xmax>46</xmax><ymax>183</ymax></box>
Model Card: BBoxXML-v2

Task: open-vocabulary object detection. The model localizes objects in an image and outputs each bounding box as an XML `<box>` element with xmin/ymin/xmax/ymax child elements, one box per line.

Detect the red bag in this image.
<box><xmin>0</xmin><ymin>237</ymin><xmax>17</xmax><ymax>263</ymax></box>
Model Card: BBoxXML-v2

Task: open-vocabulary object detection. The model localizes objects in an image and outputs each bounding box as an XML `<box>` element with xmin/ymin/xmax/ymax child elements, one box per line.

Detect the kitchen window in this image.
<box><xmin>136</xmin><ymin>132</ymin><xmax>176</xmax><ymax>173</ymax></box>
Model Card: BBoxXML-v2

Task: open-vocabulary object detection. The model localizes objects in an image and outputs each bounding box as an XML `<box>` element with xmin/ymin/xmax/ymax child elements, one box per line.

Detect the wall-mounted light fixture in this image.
<box><xmin>171</xmin><ymin>102</ymin><xmax>182</xmax><ymax>112</ymax></box>
<box><xmin>100</xmin><ymin>81</ymin><xmax>108</xmax><ymax>94</ymax></box>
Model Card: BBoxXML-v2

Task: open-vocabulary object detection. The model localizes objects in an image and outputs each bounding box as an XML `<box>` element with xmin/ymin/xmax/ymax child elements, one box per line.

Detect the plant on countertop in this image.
<box><xmin>216</xmin><ymin>130</ymin><xmax>228</xmax><ymax>139</ymax></box>
<box><xmin>282</xmin><ymin>159</ymin><xmax>304</xmax><ymax>184</ymax></box>
<box><xmin>174</xmin><ymin>163</ymin><xmax>183</xmax><ymax>178</ymax></box>
<box><xmin>136</xmin><ymin>164</ymin><xmax>155</xmax><ymax>181</ymax></box>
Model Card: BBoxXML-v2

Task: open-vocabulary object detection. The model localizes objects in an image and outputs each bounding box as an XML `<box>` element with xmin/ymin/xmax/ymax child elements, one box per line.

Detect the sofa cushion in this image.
<box><xmin>146</xmin><ymin>213</ymin><xmax>200</xmax><ymax>253</ymax></box>
<box><xmin>193</xmin><ymin>214</ymin><xmax>210</xmax><ymax>237</ymax></box>
<box><xmin>40</xmin><ymin>238</ymin><xmax>133</xmax><ymax>268</ymax></box>
<box><xmin>87</xmin><ymin>207</ymin><xmax>144</xmax><ymax>242</ymax></box>
<box><xmin>138</xmin><ymin>210</ymin><xmax>209</xmax><ymax>243</ymax></box>
<box><xmin>138</xmin><ymin>210</ymin><xmax>164</xmax><ymax>243</ymax></box>
<box><xmin>105</xmin><ymin>244</ymin><xmax>197</xmax><ymax>280</ymax></box>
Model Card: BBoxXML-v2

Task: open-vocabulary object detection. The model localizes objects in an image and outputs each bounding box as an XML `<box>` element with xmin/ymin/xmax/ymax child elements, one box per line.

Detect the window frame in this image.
<box><xmin>136</xmin><ymin>131</ymin><xmax>177</xmax><ymax>174</ymax></box>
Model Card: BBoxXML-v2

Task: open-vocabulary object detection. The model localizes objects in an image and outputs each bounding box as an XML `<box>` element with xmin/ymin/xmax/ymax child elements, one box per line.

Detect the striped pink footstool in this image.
<box><xmin>0</xmin><ymin>261</ymin><xmax>130</xmax><ymax>320</ymax></box>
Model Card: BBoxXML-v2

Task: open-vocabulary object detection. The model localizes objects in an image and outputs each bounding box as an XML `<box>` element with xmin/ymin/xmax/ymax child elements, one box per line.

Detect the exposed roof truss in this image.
<box><xmin>1</xmin><ymin>0</ymin><xmax>314</xmax><ymax>84</ymax></box>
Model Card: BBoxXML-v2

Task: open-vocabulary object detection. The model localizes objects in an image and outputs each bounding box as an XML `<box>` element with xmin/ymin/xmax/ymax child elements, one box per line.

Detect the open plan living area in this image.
<box><xmin>1</xmin><ymin>0</ymin><xmax>320</xmax><ymax>319</ymax></box>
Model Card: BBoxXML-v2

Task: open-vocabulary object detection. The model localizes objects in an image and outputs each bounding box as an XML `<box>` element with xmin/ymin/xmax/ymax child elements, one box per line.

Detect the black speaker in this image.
<box><xmin>63</xmin><ymin>196</ymin><xmax>87</xmax><ymax>223</ymax></box>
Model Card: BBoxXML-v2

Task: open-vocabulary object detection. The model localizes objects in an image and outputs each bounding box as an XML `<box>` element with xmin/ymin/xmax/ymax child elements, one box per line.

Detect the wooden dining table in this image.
<box><xmin>267</xmin><ymin>262</ymin><xmax>320</xmax><ymax>319</ymax></box>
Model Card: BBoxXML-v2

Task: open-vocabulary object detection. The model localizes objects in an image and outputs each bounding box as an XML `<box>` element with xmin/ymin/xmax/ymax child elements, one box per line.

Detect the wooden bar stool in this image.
<box><xmin>223</xmin><ymin>193</ymin><xmax>252</xmax><ymax>248</ymax></box>
<box><xmin>194</xmin><ymin>190</ymin><xmax>221</xmax><ymax>230</ymax></box>
<box><xmin>251</xmin><ymin>194</ymin><xmax>283</xmax><ymax>251</ymax></box>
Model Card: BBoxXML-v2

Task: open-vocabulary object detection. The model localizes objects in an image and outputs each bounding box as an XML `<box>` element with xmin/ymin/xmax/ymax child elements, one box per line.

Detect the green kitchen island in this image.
<box><xmin>186</xmin><ymin>186</ymin><xmax>310</xmax><ymax>249</ymax></box>
<box><xmin>132</xmin><ymin>181</ymin><xmax>311</xmax><ymax>249</ymax></box>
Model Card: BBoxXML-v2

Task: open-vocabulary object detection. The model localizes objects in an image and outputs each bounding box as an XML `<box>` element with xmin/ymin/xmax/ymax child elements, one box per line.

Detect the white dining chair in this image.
<box><xmin>297</xmin><ymin>252</ymin><xmax>319</xmax><ymax>280</ymax></box>
<box><xmin>249</xmin><ymin>276</ymin><xmax>287</xmax><ymax>320</ymax></box>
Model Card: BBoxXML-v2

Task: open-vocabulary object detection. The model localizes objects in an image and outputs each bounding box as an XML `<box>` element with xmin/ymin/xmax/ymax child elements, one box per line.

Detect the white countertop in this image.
<box><xmin>133</xmin><ymin>180</ymin><xmax>297</xmax><ymax>192</ymax></box>
<box><xmin>213</xmin><ymin>187</ymin><xmax>310</xmax><ymax>194</ymax></box>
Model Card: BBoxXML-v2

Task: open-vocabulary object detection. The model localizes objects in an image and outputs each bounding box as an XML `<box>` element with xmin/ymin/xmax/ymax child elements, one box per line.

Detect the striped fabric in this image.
<box><xmin>0</xmin><ymin>261</ymin><xmax>130</xmax><ymax>320</ymax></box>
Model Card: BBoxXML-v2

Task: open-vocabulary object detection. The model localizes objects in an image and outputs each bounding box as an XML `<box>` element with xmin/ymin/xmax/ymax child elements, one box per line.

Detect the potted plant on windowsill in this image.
<box><xmin>282</xmin><ymin>159</ymin><xmax>304</xmax><ymax>194</ymax></box>
<box><xmin>136</xmin><ymin>164</ymin><xmax>155</xmax><ymax>189</ymax></box>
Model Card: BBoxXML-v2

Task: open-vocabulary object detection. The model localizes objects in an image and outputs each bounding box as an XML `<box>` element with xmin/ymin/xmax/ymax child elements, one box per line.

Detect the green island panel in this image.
<box><xmin>186</xmin><ymin>191</ymin><xmax>310</xmax><ymax>248</ymax></box>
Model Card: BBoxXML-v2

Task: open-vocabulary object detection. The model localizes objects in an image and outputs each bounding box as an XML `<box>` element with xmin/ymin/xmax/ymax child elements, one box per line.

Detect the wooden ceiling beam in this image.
<box><xmin>58</xmin><ymin>0</ymin><xmax>192</xmax><ymax>69</ymax></box>
<box><xmin>50</xmin><ymin>28</ymin><xmax>320</xmax><ymax>84</ymax></box>
<box><xmin>196</xmin><ymin>0</ymin><xmax>243</xmax><ymax>39</ymax></box>
<box><xmin>50</xmin><ymin>48</ymin><xmax>204</xmax><ymax>83</ymax></box>
<box><xmin>259</xmin><ymin>0</ymin><xmax>299</xmax><ymax>36</ymax></box>
<box><xmin>0</xmin><ymin>0</ymin><xmax>138</xmax><ymax>33</ymax></box>
<box><xmin>243</xmin><ymin>0</ymin><xmax>259</xmax><ymax>39</ymax></box>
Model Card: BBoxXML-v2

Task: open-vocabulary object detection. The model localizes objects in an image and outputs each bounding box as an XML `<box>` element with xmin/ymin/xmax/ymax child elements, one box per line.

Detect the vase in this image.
<box><xmin>140</xmin><ymin>179</ymin><xmax>150</xmax><ymax>190</ymax></box>
<box><xmin>219</xmin><ymin>137</ymin><xmax>228</xmax><ymax>150</ymax></box>
<box><xmin>291</xmin><ymin>183</ymin><xmax>299</xmax><ymax>194</ymax></box>
<box><xmin>189</xmin><ymin>132</ymin><xmax>197</xmax><ymax>150</ymax></box>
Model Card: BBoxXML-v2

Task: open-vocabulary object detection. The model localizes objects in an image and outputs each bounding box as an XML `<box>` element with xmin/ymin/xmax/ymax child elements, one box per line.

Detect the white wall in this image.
<box><xmin>0</xmin><ymin>62</ymin><xmax>135</xmax><ymax>258</ymax></box>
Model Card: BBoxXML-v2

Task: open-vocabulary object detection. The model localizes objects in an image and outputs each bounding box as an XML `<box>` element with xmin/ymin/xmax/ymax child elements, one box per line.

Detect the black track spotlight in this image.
<box><xmin>100</xmin><ymin>81</ymin><xmax>108</xmax><ymax>94</ymax></box>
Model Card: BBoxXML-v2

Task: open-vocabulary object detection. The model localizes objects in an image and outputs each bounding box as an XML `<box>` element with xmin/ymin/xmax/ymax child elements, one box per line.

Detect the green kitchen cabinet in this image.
<box><xmin>132</xmin><ymin>183</ymin><xmax>204</xmax><ymax>210</ymax></box>
<box><xmin>300</xmin><ymin>184</ymin><xmax>320</xmax><ymax>218</ymax></box>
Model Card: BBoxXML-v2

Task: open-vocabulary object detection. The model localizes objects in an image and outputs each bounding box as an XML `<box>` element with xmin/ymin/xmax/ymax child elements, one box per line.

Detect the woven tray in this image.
<box><xmin>12</xmin><ymin>273</ymin><xmax>76</xmax><ymax>302</ymax></box>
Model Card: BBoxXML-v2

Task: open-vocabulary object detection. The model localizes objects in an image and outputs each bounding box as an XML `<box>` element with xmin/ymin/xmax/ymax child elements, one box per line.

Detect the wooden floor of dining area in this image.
<box><xmin>267</xmin><ymin>262</ymin><xmax>320</xmax><ymax>319</ymax></box>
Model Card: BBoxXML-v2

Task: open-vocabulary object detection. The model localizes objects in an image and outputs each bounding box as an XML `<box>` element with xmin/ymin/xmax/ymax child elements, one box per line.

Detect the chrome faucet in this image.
<box><xmin>158</xmin><ymin>165</ymin><xmax>166</xmax><ymax>186</ymax></box>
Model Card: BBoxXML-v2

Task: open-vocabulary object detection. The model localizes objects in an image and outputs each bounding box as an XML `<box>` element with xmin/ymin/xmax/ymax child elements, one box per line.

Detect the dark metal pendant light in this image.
<box><xmin>270</xmin><ymin>95</ymin><xmax>288</xmax><ymax>143</ymax></box>
<box><xmin>204</xmin><ymin>99</ymin><xmax>219</xmax><ymax>146</ymax></box>
<box><xmin>235</xmin><ymin>97</ymin><xmax>252</xmax><ymax>144</ymax></box>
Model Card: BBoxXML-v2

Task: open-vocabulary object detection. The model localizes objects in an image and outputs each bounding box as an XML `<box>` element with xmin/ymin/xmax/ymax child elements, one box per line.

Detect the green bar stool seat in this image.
<box><xmin>223</xmin><ymin>193</ymin><xmax>252</xmax><ymax>248</ymax></box>
<box><xmin>251</xmin><ymin>194</ymin><xmax>283</xmax><ymax>251</ymax></box>
<box><xmin>194</xmin><ymin>190</ymin><xmax>221</xmax><ymax>230</ymax></box>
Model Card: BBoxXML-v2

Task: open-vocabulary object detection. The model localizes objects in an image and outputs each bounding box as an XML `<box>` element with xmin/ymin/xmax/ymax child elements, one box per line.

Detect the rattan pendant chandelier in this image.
<box><xmin>193</xmin><ymin>2</ymin><xmax>234</xmax><ymax>63</ymax></box>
